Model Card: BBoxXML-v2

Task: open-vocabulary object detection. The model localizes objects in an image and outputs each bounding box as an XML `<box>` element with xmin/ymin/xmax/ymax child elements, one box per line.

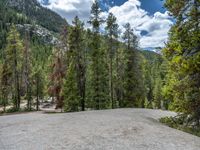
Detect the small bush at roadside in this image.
<box><xmin>160</xmin><ymin>116</ymin><xmax>200</xmax><ymax>137</ymax></box>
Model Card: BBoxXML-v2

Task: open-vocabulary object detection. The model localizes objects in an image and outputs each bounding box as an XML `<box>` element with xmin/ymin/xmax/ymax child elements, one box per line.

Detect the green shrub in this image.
<box><xmin>6</xmin><ymin>107</ymin><xmax>21</xmax><ymax>113</ymax></box>
<box><xmin>160</xmin><ymin>116</ymin><xmax>200</xmax><ymax>137</ymax></box>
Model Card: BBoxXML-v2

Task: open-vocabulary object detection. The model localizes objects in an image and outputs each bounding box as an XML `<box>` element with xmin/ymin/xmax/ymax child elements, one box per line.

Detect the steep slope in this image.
<box><xmin>0</xmin><ymin>0</ymin><xmax>67</xmax><ymax>50</ymax></box>
<box><xmin>5</xmin><ymin>0</ymin><xmax>67</xmax><ymax>33</ymax></box>
<box><xmin>141</xmin><ymin>50</ymin><xmax>163</xmax><ymax>64</ymax></box>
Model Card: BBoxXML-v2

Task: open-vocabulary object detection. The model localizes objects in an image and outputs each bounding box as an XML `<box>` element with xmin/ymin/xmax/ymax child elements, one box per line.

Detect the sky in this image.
<box><xmin>37</xmin><ymin>0</ymin><xmax>173</xmax><ymax>50</ymax></box>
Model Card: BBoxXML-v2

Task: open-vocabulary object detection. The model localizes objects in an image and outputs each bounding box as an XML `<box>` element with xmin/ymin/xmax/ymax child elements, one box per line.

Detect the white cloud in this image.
<box><xmin>154</xmin><ymin>11</ymin><xmax>172</xmax><ymax>19</ymax></box>
<box><xmin>38</xmin><ymin>0</ymin><xmax>173</xmax><ymax>49</ymax></box>
<box><xmin>39</xmin><ymin>0</ymin><xmax>93</xmax><ymax>24</ymax></box>
<box><xmin>108</xmin><ymin>0</ymin><xmax>173</xmax><ymax>49</ymax></box>
<box><xmin>136</xmin><ymin>12</ymin><xmax>173</xmax><ymax>48</ymax></box>
<box><xmin>109</xmin><ymin>0</ymin><xmax>148</xmax><ymax>29</ymax></box>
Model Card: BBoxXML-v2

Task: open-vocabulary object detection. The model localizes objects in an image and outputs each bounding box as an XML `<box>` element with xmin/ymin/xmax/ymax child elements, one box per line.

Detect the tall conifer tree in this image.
<box><xmin>88</xmin><ymin>0</ymin><xmax>108</xmax><ymax>109</ymax></box>
<box><xmin>163</xmin><ymin>0</ymin><xmax>200</xmax><ymax>125</ymax></box>
<box><xmin>22</xmin><ymin>32</ymin><xmax>32</xmax><ymax>110</ymax></box>
<box><xmin>4</xmin><ymin>25</ymin><xmax>23</xmax><ymax>110</ymax></box>
<box><xmin>105</xmin><ymin>13</ymin><xmax>119</xmax><ymax>109</ymax></box>
<box><xmin>63</xmin><ymin>16</ymin><xmax>86</xmax><ymax>111</ymax></box>
<box><xmin>123</xmin><ymin>23</ymin><xmax>145</xmax><ymax>107</ymax></box>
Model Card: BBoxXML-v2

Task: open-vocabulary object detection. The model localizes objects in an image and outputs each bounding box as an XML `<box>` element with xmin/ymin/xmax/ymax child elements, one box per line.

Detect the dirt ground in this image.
<box><xmin>0</xmin><ymin>108</ymin><xmax>200</xmax><ymax>150</ymax></box>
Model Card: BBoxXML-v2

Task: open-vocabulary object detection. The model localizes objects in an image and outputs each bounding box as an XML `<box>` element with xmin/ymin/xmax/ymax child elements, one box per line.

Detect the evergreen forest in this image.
<box><xmin>0</xmin><ymin>0</ymin><xmax>199</xmax><ymax>131</ymax></box>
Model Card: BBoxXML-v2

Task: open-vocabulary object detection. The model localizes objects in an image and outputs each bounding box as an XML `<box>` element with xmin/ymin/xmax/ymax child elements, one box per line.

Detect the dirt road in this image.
<box><xmin>0</xmin><ymin>109</ymin><xmax>199</xmax><ymax>150</ymax></box>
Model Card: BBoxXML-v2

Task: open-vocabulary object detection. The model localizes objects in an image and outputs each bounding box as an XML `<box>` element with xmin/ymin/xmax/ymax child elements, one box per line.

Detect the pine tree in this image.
<box><xmin>22</xmin><ymin>32</ymin><xmax>32</xmax><ymax>110</ymax></box>
<box><xmin>135</xmin><ymin>53</ymin><xmax>146</xmax><ymax>108</ymax></box>
<box><xmin>63</xmin><ymin>16</ymin><xmax>86</xmax><ymax>112</ymax></box>
<box><xmin>71</xmin><ymin>16</ymin><xmax>86</xmax><ymax>111</ymax></box>
<box><xmin>48</xmin><ymin>48</ymin><xmax>65</xmax><ymax>109</ymax></box>
<box><xmin>88</xmin><ymin>0</ymin><xmax>109</xmax><ymax>109</ymax></box>
<box><xmin>143</xmin><ymin>59</ymin><xmax>153</xmax><ymax>108</ymax></box>
<box><xmin>33</xmin><ymin>66</ymin><xmax>44</xmax><ymax>111</ymax></box>
<box><xmin>63</xmin><ymin>61</ymin><xmax>79</xmax><ymax>112</ymax></box>
<box><xmin>123</xmin><ymin>23</ymin><xmax>137</xmax><ymax>107</ymax></box>
<box><xmin>4</xmin><ymin>25</ymin><xmax>23</xmax><ymax>110</ymax></box>
<box><xmin>123</xmin><ymin>23</ymin><xmax>145</xmax><ymax>107</ymax></box>
<box><xmin>163</xmin><ymin>0</ymin><xmax>200</xmax><ymax>125</ymax></box>
<box><xmin>153</xmin><ymin>75</ymin><xmax>162</xmax><ymax>109</ymax></box>
<box><xmin>114</xmin><ymin>43</ymin><xmax>126</xmax><ymax>108</ymax></box>
<box><xmin>105</xmin><ymin>13</ymin><xmax>119</xmax><ymax>109</ymax></box>
<box><xmin>1</xmin><ymin>60</ymin><xmax>10</xmax><ymax>112</ymax></box>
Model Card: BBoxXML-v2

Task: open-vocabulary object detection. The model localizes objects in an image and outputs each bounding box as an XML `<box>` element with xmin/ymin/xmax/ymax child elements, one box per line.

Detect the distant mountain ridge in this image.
<box><xmin>38</xmin><ymin>0</ymin><xmax>50</xmax><ymax>5</ymax></box>
<box><xmin>0</xmin><ymin>0</ymin><xmax>161</xmax><ymax>60</ymax></box>
<box><xmin>0</xmin><ymin>0</ymin><xmax>68</xmax><ymax>49</ymax></box>
<box><xmin>5</xmin><ymin>0</ymin><xmax>67</xmax><ymax>33</ymax></box>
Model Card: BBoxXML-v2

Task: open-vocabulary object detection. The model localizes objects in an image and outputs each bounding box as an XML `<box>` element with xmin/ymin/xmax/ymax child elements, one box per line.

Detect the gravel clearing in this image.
<box><xmin>0</xmin><ymin>108</ymin><xmax>200</xmax><ymax>150</ymax></box>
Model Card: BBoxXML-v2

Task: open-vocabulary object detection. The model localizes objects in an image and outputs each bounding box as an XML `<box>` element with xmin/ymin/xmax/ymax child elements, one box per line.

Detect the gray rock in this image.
<box><xmin>0</xmin><ymin>109</ymin><xmax>199</xmax><ymax>150</ymax></box>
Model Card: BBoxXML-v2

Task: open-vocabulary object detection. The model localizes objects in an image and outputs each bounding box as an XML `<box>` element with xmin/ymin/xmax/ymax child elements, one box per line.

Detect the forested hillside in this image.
<box><xmin>0</xmin><ymin>0</ymin><xmax>67</xmax><ymax>50</ymax></box>
<box><xmin>0</xmin><ymin>0</ymin><xmax>67</xmax><ymax>111</ymax></box>
<box><xmin>0</xmin><ymin>0</ymin><xmax>199</xmax><ymax>131</ymax></box>
<box><xmin>0</xmin><ymin>0</ymin><xmax>164</xmax><ymax>113</ymax></box>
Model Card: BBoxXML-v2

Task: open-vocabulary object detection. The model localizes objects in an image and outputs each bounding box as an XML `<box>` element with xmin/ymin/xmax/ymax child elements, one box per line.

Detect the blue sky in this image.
<box><xmin>101</xmin><ymin>0</ymin><xmax>166</xmax><ymax>14</ymax></box>
<box><xmin>38</xmin><ymin>0</ymin><xmax>173</xmax><ymax>50</ymax></box>
<box><xmin>140</xmin><ymin>0</ymin><xmax>166</xmax><ymax>14</ymax></box>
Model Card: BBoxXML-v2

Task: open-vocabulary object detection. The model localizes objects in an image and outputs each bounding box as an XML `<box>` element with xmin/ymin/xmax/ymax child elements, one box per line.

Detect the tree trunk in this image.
<box><xmin>13</xmin><ymin>47</ymin><xmax>20</xmax><ymax>110</ymax></box>
<box><xmin>110</xmin><ymin>56</ymin><xmax>114</xmax><ymax>109</ymax></box>
<box><xmin>36</xmin><ymin>74</ymin><xmax>39</xmax><ymax>111</ymax></box>
<box><xmin>3</xmin><ymin>96</ymin><xmax>6</xmax><ymax>113</ymax></box>
<box><xmin>16</xmin><ymin>72</ymin><xmax>21</xmax><ymax>109</ymax></box>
